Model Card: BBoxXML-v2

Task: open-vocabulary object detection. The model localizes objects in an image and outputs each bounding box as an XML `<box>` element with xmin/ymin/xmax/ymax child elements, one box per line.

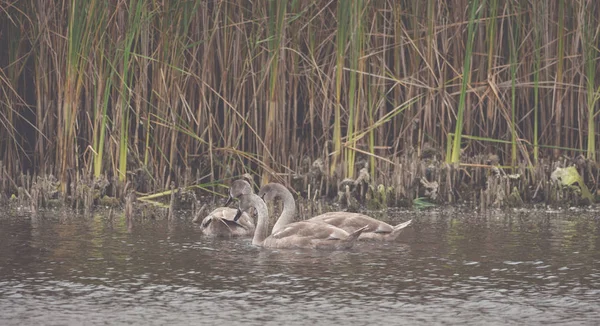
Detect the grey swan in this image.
<box><xmin>191</xmin><ymin>179</ymin><xmax>255</xmax><ymax>237</ymax></box>
<box><xmin>229</xmin><ymin>180</ymin><xmax>366</xmax><ymax>250</ymax></box>
<box><xmin>259</xmin><ymin>183</ymin><xmax>412</xmax><ymax>241</ymax></box>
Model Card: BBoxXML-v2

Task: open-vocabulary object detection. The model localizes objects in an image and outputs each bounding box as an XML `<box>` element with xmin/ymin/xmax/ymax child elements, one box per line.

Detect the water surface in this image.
<box><xmin>1</xmin><ymin>207</ymin><xmax>599</xmax><ymax>325</ymax></box>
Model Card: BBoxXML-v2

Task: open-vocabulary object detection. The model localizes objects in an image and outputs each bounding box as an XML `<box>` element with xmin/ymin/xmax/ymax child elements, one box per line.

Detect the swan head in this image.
<box><xmin>225</xmin><ymin>179</ymin><xmax>253</xmax><ymax>206</ymax></box>
<box><xmin>258</xmin><ymin>183</ymin><xmax>285</xmax><ymax>202</ymax></box>
<box><xmin>234</xmin><ymin>193</ymin><xmax>258</xmax><ymax>222</ymax></box>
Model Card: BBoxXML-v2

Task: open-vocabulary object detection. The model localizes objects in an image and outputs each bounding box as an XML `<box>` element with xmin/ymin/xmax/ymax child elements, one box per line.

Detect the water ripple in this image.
<box><xmin>0</xmin><ymin>209</ymin><xmax>599</xmax><ymax>325</ymax></box>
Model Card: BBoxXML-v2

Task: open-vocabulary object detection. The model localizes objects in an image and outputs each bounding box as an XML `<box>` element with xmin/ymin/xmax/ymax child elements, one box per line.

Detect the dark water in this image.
<box><xmin>1</xmin><ymin>207</ymin><xmax>599</xmax><ymax>325</ymax></box>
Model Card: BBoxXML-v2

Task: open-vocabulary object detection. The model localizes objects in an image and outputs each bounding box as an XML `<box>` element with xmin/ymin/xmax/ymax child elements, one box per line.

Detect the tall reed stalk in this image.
<box><xmin>332</xmin><ymin>0</ymin><xmax>350</xmax><ymax>177</ymax></box>
<box><xmin>116</xmin><ymin>0</ymin><xmax>144</xmax><ymax>182</ymax></box>
<box><xmin>450</xmin><ymin>0</ymin><xmax>480</xmax><ymax>164</ymax></box>
<box><xmin>554</xmin><ymin>0</ymin><xmax>565</xmax><ymax>148</ymax></box>
<box><xmin>92</xmin><ymin>68</ymin><xmax>112</xmax><ymax>178</ymax></box>
<box><xmin>584</xmin><ymin>5</ymin><xmax>598</xmax><ymax>161</ymax></box>
<box><xmin>58</xmin><ymin>0</ymin><xmax>98</xmax><ymax>189</ymax></box>
<box><xmin>508</xmin><ymin>2</ymin><xmax>519</xmax><ymax>169</ymax></box>
<box><xmin>262</xmin><ymin>0</ymin><xmax>287</xmax><ymax>185</ymax></box>
<box><xmin>532</xmin><ymin>1</ymin><xmax>542</xmax><ymax>164</ymax></box>
<box><xmin>344</xmin><ymin>0</ymin><xmax>365</xmax><ymax>179</ymax></box>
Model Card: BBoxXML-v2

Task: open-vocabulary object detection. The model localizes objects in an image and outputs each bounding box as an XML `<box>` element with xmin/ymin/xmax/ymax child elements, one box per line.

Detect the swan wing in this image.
<box><xmin>199</xmin><ymin>207</ymin><xmax>255</xmax><ymax>236</ymax></box>
<box><xmin>310</xmin><ymin>213</ymin><xmax>394</xmax><ymax>234</ymax></box>
<box><xmin>270</xmin><ymin>221</ymin><xmax>349</xmax><ymax>241</ymax></box>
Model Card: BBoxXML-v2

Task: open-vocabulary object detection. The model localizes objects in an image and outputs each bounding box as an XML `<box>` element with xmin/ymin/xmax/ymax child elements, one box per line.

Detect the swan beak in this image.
<box><xmin>224</xmin><ymin>194</ymin><xmax>234</xmax><ymax>207</ymax></box>
<box><xmin>233</xmin><ymin>208</ymin><xmax>243</xmax><ymax>222</ymax></box>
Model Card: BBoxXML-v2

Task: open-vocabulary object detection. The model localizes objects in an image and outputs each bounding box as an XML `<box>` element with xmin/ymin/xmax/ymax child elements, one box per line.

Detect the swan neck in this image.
<box><xmin>271</xmin><ymin>186</ymin><xmax>296</xmax><ymax>234</ymax></box>
<box><xmin>251</xmin><ymin>194</ymin><xmax>269</xmax><ymax>246</ymax></box>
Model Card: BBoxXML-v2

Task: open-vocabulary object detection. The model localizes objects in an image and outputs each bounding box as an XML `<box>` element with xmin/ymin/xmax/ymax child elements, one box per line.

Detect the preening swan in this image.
<box><xmin>192</xmin><ymin>179</ymin><xmax>255</xmax><ymax>237</ymax></box>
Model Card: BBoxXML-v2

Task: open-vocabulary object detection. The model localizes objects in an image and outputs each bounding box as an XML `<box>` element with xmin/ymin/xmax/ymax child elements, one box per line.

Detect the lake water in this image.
<box><xmin>1</xmin><ymin>207</ymin><xmax>599</xmax><ymax>325</ymax></box>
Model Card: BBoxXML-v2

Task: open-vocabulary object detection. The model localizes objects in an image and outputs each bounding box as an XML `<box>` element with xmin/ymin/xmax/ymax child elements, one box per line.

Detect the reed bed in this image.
<box><xmin>1</xmin><ymin>0</ymin><xmax>599</xmax><ymax>209</ymax></box>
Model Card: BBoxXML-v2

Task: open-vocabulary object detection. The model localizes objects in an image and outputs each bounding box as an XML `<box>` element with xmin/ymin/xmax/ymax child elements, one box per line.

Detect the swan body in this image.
<box><xmin>233</xmin><ymin>190</ymin><xmax>365</xmax><ymax>250</ymax></box>
<box><xmin>259</xmin><ymin>183</ymin><xmax>412</xmax><ymax>241</ymax></box>
<box><xmin>309</xmin><ymin>212</ymin><xmax>411</xmax><ymax>241</ymax></box>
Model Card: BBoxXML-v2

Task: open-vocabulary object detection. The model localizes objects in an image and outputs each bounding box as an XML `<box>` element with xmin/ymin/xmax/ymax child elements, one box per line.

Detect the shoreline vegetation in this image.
<box><xmin>1</xmin><ymin>1</ymin><xmax>599</xmax><ymax>215</ymax></box>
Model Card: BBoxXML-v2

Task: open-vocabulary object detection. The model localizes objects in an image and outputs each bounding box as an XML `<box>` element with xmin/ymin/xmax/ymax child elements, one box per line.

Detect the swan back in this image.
<box><xmin>265</xmin><ymin>221</ymin><xmax>366</xmax><ymax>250</ymax></box>
<box><xmin>195</xmin><ymin>207</ymin><xmax>255</xmax><ymax>237</ymax></box>
<box><xmin>309</xmin><ymin>212</ymin><xmax>412</xmax><ymax>241</ymax></box>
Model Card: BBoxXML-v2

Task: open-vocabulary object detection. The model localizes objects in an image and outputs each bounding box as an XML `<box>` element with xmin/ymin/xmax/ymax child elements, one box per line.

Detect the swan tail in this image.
<box><xmin>342</xmin><ymin>225</ymin><xmax>368</xmax><ymax>248</ymax></box>
<box><xmin>390</xmin><ymin>219</ymin><xmax>412</xmax><ymax>239</ymax></box>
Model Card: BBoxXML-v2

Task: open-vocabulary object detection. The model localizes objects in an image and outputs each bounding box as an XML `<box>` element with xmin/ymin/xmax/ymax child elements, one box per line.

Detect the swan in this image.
<box><xmin>258</xmin><ymin>183</ymin><xmax>412</xmax><ymax>241</ymax></box>
<box><xmin>192</xmin><ymin>179</ymin><xmax>255</xmax><ymax>237</ymax></box>
<box><xmin>230</xmin><ymin>181</ymin><xmax>365</xmax><ymax>249</ymax></box>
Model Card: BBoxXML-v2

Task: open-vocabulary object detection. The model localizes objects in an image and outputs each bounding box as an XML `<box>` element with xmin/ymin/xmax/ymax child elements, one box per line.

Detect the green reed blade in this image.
<box><xmin>450</xmin><ymin>0</ymin><xmax>480</xmax><ymax>164</ymax></box>
<box><xmin>509</xmin><ymin>1</ymin><xmax>519</xmax><ymax>169</ymax></box>
<box><xmin>332</xmin><ymin>0</ymin><xmax>350</xmax><ymax>177</ymax></box>
<box><xmin>532</xmin><ymin>2</ymin><xmax>542</xmax><ymax>164</ymax></box>
<box><xmin>584</xmin><ymin>7</ymin><xmax>598</xmax><ymax>160</ymax></box>
<box><xmin>345</xmin><ymin>0</ymin><xmax>365</xmax><ymax>179</ymax></box>
<box><xmin>117</xmin><ymin>0</ymin><xmax>144</xmax><ymax>182</ymax></box>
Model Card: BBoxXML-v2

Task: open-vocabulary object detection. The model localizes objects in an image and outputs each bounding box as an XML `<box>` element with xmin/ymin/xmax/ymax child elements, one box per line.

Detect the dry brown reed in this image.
<box><xmin>1</xmin><ymin>0</ymin><xmax>599</xmax><ymax>208</ymax></box>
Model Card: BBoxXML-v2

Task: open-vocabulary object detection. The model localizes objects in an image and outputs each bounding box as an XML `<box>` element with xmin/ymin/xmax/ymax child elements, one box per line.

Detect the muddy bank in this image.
<box><xmin>1</xmin><ymin>150</ymin><xmax>598</xmax><ymax>217</ymax></box>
